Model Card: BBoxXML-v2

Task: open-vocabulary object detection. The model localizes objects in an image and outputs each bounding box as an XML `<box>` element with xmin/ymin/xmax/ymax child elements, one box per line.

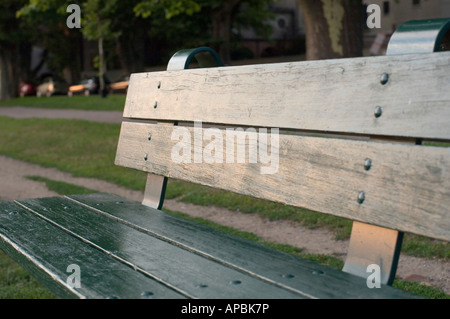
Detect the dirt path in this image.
<box><xmin>0</xmin><ymin>106</ymin><xmax>123</xmax><ymax>123</ymax></box>
<box><xmin>0</xmin><ymin>106</ymin><xmax>448</xmax><ymax>295</ymax></box>
<box><xmin>0</xmin><ymin>154</ymin><xmax>448</xmax><ymax>295</ymax></box>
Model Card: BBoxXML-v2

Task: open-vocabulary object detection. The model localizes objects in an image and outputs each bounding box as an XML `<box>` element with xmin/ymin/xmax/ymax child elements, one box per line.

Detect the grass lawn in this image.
<box><xmin>0</xmin><ymin>117</ymin><xmax>146</xmax><ymax>190</ymax></box>
<box><xmin>0</xmin><ymin>114</ymin><xmax>448</xmax><ymax>298</ymax></box>
<box><xmin>0</xmin><ymin>95</ymin><xmax>126</xmax><ymax>111</ymax></box>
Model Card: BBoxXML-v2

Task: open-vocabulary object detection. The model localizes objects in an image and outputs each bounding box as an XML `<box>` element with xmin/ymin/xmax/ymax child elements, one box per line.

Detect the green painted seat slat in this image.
<box><xmin>0</xmin><ymin>201</ymin><xmax>185</xmax><ymax>299</ymax></box>
<box><xmin>63</xmin><ymin>192</ymin><xmax>415</xmax><ymax>299</ymax></box>
<box><xmin>16</xmin><ymin>196</ymin><xmax>305</xmax><ymax>299</ymax></box>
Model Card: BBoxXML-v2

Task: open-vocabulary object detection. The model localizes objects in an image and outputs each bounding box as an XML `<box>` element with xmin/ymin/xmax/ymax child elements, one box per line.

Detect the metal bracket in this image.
<box><xmin>386</xmin><ymin>18</ymin><xmax>450</xmax><ymax>55</ymax></box>
<box><xmin>142</xmin><ymin>47</ymin><xmax>223</xmax><ymax>209</ymax></box>
<box><xmin>167</xmin><ymin>47</ymin><xmax>224</xmax><ymax>70</ymax></box>
<box><xmin>343</xmin><ymin>18</ymin><xmax>450</xmax><ymax>286</ymax></box>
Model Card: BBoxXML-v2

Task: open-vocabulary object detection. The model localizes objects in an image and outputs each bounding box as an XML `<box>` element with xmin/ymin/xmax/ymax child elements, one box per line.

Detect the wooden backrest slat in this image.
<box><xmin>123</xmin><ymin>52</ymin><xmax>450</xmax><ymax>141</ymax></box>
<box><xmin>115</xmin><ymin>122</ymin><xmax>450</xmax><ymax>241</ymax></box>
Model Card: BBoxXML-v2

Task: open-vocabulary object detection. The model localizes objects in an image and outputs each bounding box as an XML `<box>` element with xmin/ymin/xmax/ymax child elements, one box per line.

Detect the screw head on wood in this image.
<box><xmin>364</xmin><ymin>158</ymin><xmax>372</xmax><ymax>171</ymax></box>
<box><xmin>374</xmin><ymin>106</ymin><xmax>383</xmax><ymax>118</ymax></box>
<box><xmin>141</xmin><ymin>291</ymin><xmax>154</xmax><ymax>297</ymax></box>
<box><xmin>195</xmin><ymin>284</ymin><xmax>208</xmax><ymax>288</ymax></box>
<box><xmin>148</xmin><ymin>133</ymin><xmax>152</xmax><ymax>141</ymax></box>
<box><xmin>157</xmin><ymin>81</ymin><xmax>161</xmax><ymax>89</ymax></box>
<box><xmin>357</xmin><ymin>191</ymin><xmax>366</xmax><ymax>204</ymax></box>
<box><xmin>154</xmin><ymin>101</ymin><xmax>158</xmax><ymax>109</ymax></box>
<box><xmin>380</xmin><ymin>73</ymin><xmax>389</xmax><ymax>85</ymax></box>
<box><xmin>144</xmin><ymin>153</ymin><xmax>148</xmax><ymax>161</ymax></box>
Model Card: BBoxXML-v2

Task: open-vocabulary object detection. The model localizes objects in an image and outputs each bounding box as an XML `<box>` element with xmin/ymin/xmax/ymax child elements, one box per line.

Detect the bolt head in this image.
<box><xmin>195</xmin><ymin>284</ymin><xmax>208</xmax><ymax>289</ymax></box>
<box><xmin>374</xmin><ymin>106</ymin><xmax>383</xmax><ymax>118</ymax></box>
<box><xmin>364</xmin><ymin>158</ymin><xmax>372</xmax><ymax>171</ymax></box>
<box><xmin>380</xmin><ymin>73</ymin><xmax>389</xmax><ymax>85</ymax></box>
<box><xmin>141</xmin><ymin>291</ymin><xmax>154</xmax><ymax>297</ymax></box>
<box><xmin>357</xmin><ymin>191</ymin><xmax>366</xmax><ymax>204</ymax></box>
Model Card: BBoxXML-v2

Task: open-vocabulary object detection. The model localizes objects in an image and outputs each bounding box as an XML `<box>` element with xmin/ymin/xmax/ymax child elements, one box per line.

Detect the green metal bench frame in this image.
<box><xmin>0</xmin><ymin>19</ymin><xmax>449</xmax><ymax>300</ymax></box>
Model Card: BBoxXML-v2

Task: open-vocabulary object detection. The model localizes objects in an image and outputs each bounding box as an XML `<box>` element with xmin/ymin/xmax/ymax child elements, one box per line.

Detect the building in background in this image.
<box><xmin>363</xmin><ymin>0</ymin><xmax>450</xmax><ymax>54</ymax></box>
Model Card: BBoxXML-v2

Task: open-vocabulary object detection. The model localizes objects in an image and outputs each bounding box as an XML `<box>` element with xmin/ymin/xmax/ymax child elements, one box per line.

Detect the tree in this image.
<box><xmin>110</xmin><ymin>0</ymin><xmax>151</xmax><ymax>75</ymax></box>
<box><xmin>82</xmin><ymin>0</ymin><xmax>120</xmax><ymax>97</ymax></box>
<box><xmin>192</xmin><ymin>0</ymin><xmax>275</xmax><ymax>65</ymax></box>
<box><xmin>19</xmin><ymin>0</ymin><xmax>120</xmax><ymax>97</ymax></box>
<box><xmin>0</xmin><ymin>0</ymin><xmax>36</xmax><ymax>100</ymax></box>
<box><xmin>204</xmin><ymin>0</ymin><xmax>242</xmax><ymax>64</ymax></box>
<box><xmin>135</xmin><ymin>0</ymin><xmax>275</xmax><ymax>65</ymax></box>
<box><xmin>297</xmin><ymin>0</ymin><xmax>364</xmax><ymax>60</ymax></box>
<box><xmin>18</xmin><ymin>1</ymin><xmax>84</xmax><ymax>85</ymax></box>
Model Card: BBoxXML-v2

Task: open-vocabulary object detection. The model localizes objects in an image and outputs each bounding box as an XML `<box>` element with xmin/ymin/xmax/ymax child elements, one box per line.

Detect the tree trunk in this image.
<box><xmin>297</xmin><ymin>0</ymin><xmax>363</xmax><ymax>60</ymax></box>
<box><xmin>0</xmin><ymin>51</ymin><xmax>14</xmax><ymax>100</ymax></box>
<box><xmin>116</xmin><ymin>23</ymin><xmax>147</xmax><ymax>74</ymax></box>
<box><xmin>98</xmin><ymin>37</ymin><xmax>107</xmax><ymax>98</ymax></box>
<box><xmin>67</xmin><ymin>31</ymin><xmax>83</xmax><ymax>85</ymax></box>
<box><xmin>210</xmin><ymin>0</ymin><xmax>242</xmax><ymax>65</ymax></box>
<box><xmin>0</xmin><ymin>43</ymin><xmax>31</xmax><ymax>100</ymax></box>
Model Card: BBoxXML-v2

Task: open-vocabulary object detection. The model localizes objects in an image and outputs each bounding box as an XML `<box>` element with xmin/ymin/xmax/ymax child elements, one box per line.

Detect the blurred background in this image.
<box><xmin>1</xmin><ymin>0</ymin><xmax>449</xmax><ymax>101</ymax></box>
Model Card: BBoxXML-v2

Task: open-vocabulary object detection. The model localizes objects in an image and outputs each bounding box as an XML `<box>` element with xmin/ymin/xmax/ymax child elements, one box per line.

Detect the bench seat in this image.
<box><xmin>0</xmin><ymin>192</ymin><xmax>416</xmax><ymax>299</ymax></box>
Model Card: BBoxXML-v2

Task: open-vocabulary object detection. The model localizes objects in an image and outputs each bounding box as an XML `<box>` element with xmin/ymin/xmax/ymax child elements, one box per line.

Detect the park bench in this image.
<box><xmin>0</xmin><ymin>18</ymin><xmax>449</xmax><ymax>300</ymax></box>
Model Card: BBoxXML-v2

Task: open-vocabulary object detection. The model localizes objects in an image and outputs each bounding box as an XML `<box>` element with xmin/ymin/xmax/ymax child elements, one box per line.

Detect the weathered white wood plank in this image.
<box><xmin>115</xmin><ymin>122</ymin><xmax>450</xmax><ymax>241</ymax></box>
<box><xmin>123</xmin><ymin>51</ymin><xmax>450</xmax><ymax>140</ymax></box>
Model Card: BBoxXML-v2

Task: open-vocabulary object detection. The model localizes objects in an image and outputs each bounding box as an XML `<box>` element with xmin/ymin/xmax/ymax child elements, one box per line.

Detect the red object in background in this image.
<box><xmin>18</xmin><ymin>80</ymin><xmax>37</xmax><ymax>97</ymax></box>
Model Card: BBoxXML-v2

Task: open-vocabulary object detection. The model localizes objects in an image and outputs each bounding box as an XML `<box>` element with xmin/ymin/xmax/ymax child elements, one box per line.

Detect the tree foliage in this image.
<box><xmin>0</xmin><ymin>0</ymin><xmax>366</xmax><ymax>100</ymax></box>
<box><xmin>16</xmin><ymin>0</ymin><xmax>276</xmax><ymax>70</ymax></box>
<box><xmin>134</xmin><ymin>0</ymin><xmax>201</xmax><ymax>19</ymax></box>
